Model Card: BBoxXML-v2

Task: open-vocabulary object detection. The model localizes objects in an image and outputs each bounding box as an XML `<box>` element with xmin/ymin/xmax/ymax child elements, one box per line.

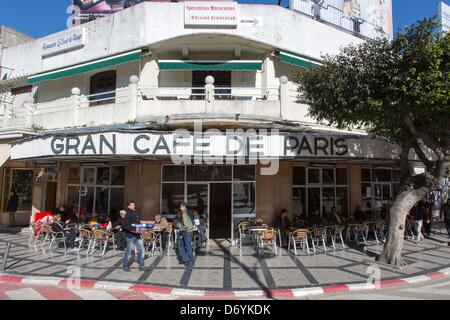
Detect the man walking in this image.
<box><xmin>178</xmin><ymin>202</ymin><xmax>195</xmax><ymax>267</ymax></box>
<box><xmin>441</xmin><ymin>198</ymin><xmax>450</xmax><ymax>238</ymax></box>
<box><xmin>6</xmin><ymin>190</ymin><xmax>18</xmax><ymax>227</ymax></box>
<box><xmin>122</xmin><ymin>201</ymin><xmax>148</xmax><ymax>272</ymax></box>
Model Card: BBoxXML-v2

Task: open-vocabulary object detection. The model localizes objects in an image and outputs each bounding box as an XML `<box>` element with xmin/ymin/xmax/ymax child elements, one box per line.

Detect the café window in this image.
<box><xmin>361</xmin><ymin>168</ymin><xmax>401</xmax><ymax>217</ymax></box>
<box><xmin>1</xmin><ymin>168</ymin><xmax>33</xmax><ymax>212</ymax></box>
<box><xmin>89</xmin><ymin>70</ymin><xmax>117</xmax><ymax>106</ymax></box>
<box><xmin>292</xmin><ymin>166</ymin><xmax>349</xmax><ymax>218</ymax></box>
<box><xmin>66</xmin><ymin>166</ymin><xmax>125</xmax><ymax>221</ymax></box>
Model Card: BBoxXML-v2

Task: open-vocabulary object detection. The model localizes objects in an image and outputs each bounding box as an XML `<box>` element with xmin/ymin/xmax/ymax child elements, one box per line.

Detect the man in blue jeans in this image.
<box><xmin>122</xmin><ymin>201</ymin><xmax>149</xmax><ymax>272</ymax></box>
<box><xmin>179</xmin><ymin>202</ymin><xmax>195</xmax><ymax>267</ymax></box>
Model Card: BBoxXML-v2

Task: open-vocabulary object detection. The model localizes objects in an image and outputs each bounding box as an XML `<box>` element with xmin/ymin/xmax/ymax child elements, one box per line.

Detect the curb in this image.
<box><xmin>1</xmin><ymin>268</ymin><xmax>450</xmax><ymax>298</ymax></box>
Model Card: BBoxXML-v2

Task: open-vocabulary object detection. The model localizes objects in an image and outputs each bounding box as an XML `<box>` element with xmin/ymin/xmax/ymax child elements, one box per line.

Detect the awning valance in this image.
<box><xmin>158</xmin><ymin>60</ymin><xmax>262</xmax><ymax>71</ymax></box>
<box><xmin>0</xmin><ymin>76</ymin><xmax>29</xmax><ymax>94</ymax></box>
<box><xmin>0</xmin><ymin>144</ymin><xmax>11</xmax><ymax>167</ymax></box>
<box><xmin>277</xmin><ymin>51</ymin><xmax>322</xmax><ymax>69</ymax></box>
<box><xmin>27</xmin><ymin>49</ymin><xmax>142</xmax><ymax>85</ymax></box>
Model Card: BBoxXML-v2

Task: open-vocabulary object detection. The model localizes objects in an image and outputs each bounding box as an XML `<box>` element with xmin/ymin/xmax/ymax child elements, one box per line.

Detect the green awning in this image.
<box><xmin>27</xmin><ymin>50</ymin><xmax>142</xmax><ymax>84</ymax></box>
<box><xmin>277</xmin><ymin>51</ymin><xmax>322</xmax><ymax>69</ymax></box>
<box><xmin>158</xmin><ymin>60</ymin><xmax>262</xmax><ymax>71</ymax></box>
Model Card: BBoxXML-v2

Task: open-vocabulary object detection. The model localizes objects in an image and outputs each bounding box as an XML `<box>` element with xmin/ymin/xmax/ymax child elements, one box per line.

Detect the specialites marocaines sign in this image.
<box><xmin>10</xmin><ymin>130</ymin><xmax>401</xmax><ymax>161</ymax></box>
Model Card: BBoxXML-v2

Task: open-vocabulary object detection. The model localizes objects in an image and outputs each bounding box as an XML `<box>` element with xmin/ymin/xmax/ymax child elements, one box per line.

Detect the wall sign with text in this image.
<box><xmin>41</xmin><ymin>28</ymin><xmax>85</xmax><ymax>57</ymax></box>
<box><xmin>185</xmin><ymin>2</ymin><xmax>238</xmax><ymax>28</ymax></box>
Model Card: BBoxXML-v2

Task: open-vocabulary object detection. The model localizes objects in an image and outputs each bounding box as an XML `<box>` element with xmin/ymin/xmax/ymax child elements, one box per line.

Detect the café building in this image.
<box><xmin>1</xmin><ymin>1</ymin><xmax>419</xmax><ymax>241</ymax></box>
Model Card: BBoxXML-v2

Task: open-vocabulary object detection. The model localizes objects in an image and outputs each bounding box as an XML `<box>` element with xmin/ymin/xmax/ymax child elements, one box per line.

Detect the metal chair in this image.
<box><xmin>258</xmin><ymin>229</ymin><xmax>278</xmax><ymax>256</ymax></box>
<box><xmin>142</xmin><ymin>231</ymin><xmax>160</xmax><ymax>257</ymax></box>
<box><xmin>78</xmin><ymin>229</ymin><xmax>94</xmax><ymax>254</ymax></box>
<box><xmin>404</xmin><ymin>217</ymin><xmax>415</xmax><ymax>240</ymax></box>
<box><xmin>47</xmin><ymin>225</ymin><xmax>67</xmax><ymax>253</ymax></box>
<box><xmin>372</xmin><ymin>221</ymin><xmax>386</xmax><ymax>245</ymax></box>
<box><xmin>352</xmin><ymin>223</ymin><xmax>367</xmax><ymax>246</ymax></box>
<box><xmin>288</xmin><ymin>229</ymin><xmax>311</xmax><ymax>255</ymax></box>
<box><xmin>328</xmin><ymin>225</ymin><xmax>346</xmax><ymax>251</ymax></box>
<box><xmin>91</xmin><ymin>229</ymin><xmax>115</xmax><ymax>256</ymax></box>
<box><xmin>238</xmin><ymin>221</ymin><xmax>253</xmax><ymax>248</ymax></box>
<box><xmin>310</xmin><ymin>227</ymin><xmax>327</xmax><ymax>253</ymax></box>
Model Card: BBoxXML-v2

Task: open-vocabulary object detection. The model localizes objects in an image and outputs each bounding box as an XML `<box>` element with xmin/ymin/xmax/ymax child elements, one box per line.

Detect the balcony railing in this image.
<box><xmin>0</xmin><ymin>75</ymin><xmax>305</xmax><ymax>130</ymax></box>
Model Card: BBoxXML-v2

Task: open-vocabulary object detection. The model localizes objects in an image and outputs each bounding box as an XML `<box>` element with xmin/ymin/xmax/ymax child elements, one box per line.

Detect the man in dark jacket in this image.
<box><xmin>112</xmin><ymin>210</ymin><xmax>127</xmax><ymax>250</ymax></box>
<box><xmin>6</xmin><ymin>190</ymin><xmax>19</xmax><ymax>227</ymax></box>
<box><xmin>441</xmin><ymin>198</ymin><xmax>450</xmax><ymax>238</ymax></box>
<box><xmin>122</xmin><ymin>201</ymin><xmax>148</xmax><ymax>272</ymax></box>
<box><xmin>274</xmin><ymin>209</ymin><xmax>291</xmax><ymax>248</ymax></box>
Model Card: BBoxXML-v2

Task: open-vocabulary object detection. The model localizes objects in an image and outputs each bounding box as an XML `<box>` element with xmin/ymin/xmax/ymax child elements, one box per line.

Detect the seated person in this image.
<box><xmin>50</xmin><ymin>215</ymin><xmax>77</xmax><ymax>250</ymax></box>
<box><xmin>353</xmin><ymin>205</ymin><xmax>366</xmax><ymax>222</ymax></box>
<box><xmin>53</xmin><ymin>205</ymin><xmax>69</xmax><ymax>223</ymax></box>
<box><xmin>274</xmin><ymin>209</ymin><xmax>291</xmax><ymax>248</ymax></box>
<box><xmin>155</xmin><ymin>214</ymin><xmax>169</xmax><ymax>251</ymax></box>
<box><xmin>192</xmin><ymin>210</ymin><xmax>207</xmax><ymax>248</ymax></box>
<box><xmin>327</xmin><ymin>207</ymin><xmax>343</xmax><ymax>225</ymax></box>
<box><xmin>112</xmin><ymin>210</ymin><xmax>127</xmax><ymax>251</ymax></box>
<box><xmin>307</xmin><ymin>209</ymin><xmax>324</xmax><ymax>226</ymax></box>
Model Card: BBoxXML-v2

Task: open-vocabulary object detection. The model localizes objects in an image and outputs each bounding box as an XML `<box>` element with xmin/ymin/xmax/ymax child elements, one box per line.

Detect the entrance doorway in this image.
<box><xmin>374</xmin><ymin>183</ymin><xmax>392</xmax><ymax>215</ymax></box>
<box><xmin>45</xmin><ymin>181</ymin><xmax>57</xmax><ymax>212</ymax></box>
<box><xmin>186</xmin><ymin>183</ymin><xmax>232</xmax><ymax>239</ymax></box>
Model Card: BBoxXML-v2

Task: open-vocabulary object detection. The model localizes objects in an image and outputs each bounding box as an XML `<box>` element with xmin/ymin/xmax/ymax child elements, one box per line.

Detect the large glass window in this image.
<box><xmin>67</xmin><ymin>166</ymin><xmax>125</xmax><ymax>220</ymax></box>
<box><xmin>1</xmin><ymin>168</ymin><xmax>33</xmax><ymax>212</ymax></box>
<box><xmin>361</xmin><ymin>168</ymin><xmax>400</xmax><ymax>217</ymax></box>
<box><xmin>292</xmin><ymin>166</ymin><xmax>349</xmax><ymax>218</ymax></box>
<box><xmin>161</xmin><ymin>183</ymin><xmax>184</xmax><ymax>216</ymax></box>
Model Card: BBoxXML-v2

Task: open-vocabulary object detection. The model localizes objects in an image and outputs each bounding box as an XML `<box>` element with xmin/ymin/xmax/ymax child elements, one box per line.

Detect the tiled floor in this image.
<box><xmin>1</xmin><ymin>228</ymin><xmax>450</xmax><ymax>291</ymax></box>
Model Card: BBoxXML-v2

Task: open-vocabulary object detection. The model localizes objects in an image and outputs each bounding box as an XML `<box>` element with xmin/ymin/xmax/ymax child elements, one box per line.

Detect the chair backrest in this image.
<box><xmin>142</xmin><ymin>231</ymin><xmax>156</xmax><ymax>241</ymax></box>
<box><xmin>335</xmin><ymin>225</ymin><xmax>346</xmax><ymax>235</ymax></box>
<box><xmin>356</xmin><ymin>224</ymin><xmax>366</xmax><ymax>232</ymax></box>
<box><xmin>93</xmin><ymin>229</ymin><xmax>108</xmax><ymax>240</ymax></box>
<box><xmin>314</xmin><ymin>227</ymin><xmax>326</xmax><ymax>237</ymax></box>
<box><xmin>260</xmin><ymin>229</ymin><xmax>277</xmax><ymax>241</ymax></box>
<box><xmin>238</xmin><ymin>221</ymin><xmax>251</xmax><ymax>232</ymax></box>
<box><xmin>79</xmin><ymin>229</ymin><xmax>93</xmax><ymax>240</ymax></box>
<box><xmin>292</xmin><ymin>229</ymin><xmax>308</xmax><ymax>240</ymax></box>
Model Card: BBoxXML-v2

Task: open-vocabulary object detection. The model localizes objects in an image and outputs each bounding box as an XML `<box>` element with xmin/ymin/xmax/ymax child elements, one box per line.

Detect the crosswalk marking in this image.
<box><xmin>6</xmin><ymin>288</ymin><xmax>46</xmax><ymax>300</ymax></box>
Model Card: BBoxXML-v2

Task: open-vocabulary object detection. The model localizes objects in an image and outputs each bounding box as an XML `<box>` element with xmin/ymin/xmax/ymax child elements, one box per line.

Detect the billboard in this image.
<box><xmin>439</xmin><ymin>1</ymin><xmax>450</xmax><ymax>33</ymax></box>
<box><xmin>72</xmin><ymin>0</ymin><xmax>236</xmax><ymax>25</ymax></box>
<box><xmin>292</xmin><ymin>0</ymin><xmax>393</xmax><ymax>39</ymax></box>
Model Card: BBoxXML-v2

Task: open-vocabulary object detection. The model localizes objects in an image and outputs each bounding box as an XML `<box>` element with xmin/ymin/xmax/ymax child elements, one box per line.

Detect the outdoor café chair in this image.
<box><xmin>238</xmin><ymin>221</ymin><xmax>253</xmax><ymax>248</ymax></box>
<box><xmin>91</xmin><ymin>229</ymin><xmax>115</xmax><ymax>256</ymax></box>
<box><xmin>352</xmin><ymin>223</ymin><xmax>367</xmax><ymax>246</ymax></box>
<box><xmin>371</xmin><ymin>221</ymin><xmax>386</xmax><ymax>245</ymax></box>
<box><xmin>142</xmin><ymin>231</ymin><xmax>160</xmax><ymax>257</ymax></box>
<box><xmin>328</xmin><ymin>225</ymin><xmax>346</xmax><ymax>251</ymax></box>
<box><xmin>41</xmin><ymin>224</ymin><xmax>54</xmax><ymax>248</ymax></box>
<box><xmin>30</xmin><ymin>220</ymin><xmax>45</xmax><ymax>244</ymax></box>
<box><xmin>310</xmin><ymin>227</ymin><xmax>327</xmax><ymax>253</ymax></box>
<box><xmin>288</xmin><ymin>229</ymin><xmax>311</xmax><ymax>255</ymax></box>
<box><xmin>47</xmin><ymin>226</ymin><xmax>67</xmax><ymax>253</ymax></box>
<box><xmin>78</xmin><ymin>229</ymin><xmax>94</xmax><ymax>254</ymax></box>
<box><xmin>258</xmin><ymin>229</ymin><xmax>278</xmax><ymax>256</ymax></box>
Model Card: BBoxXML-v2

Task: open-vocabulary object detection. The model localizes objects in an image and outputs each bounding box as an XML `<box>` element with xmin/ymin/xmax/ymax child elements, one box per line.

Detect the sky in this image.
<box><xmin>0</xmin><ymin>0</ymin><xmax>448</xmax><ymax>38</ymax></box>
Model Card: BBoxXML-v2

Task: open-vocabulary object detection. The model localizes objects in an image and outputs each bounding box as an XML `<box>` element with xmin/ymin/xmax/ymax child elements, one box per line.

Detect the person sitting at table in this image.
<box><xmin>274</xmin><ymin>209</ymin><xmax>291</xmax><ymax>248</ymax></box>
<box><xmin>50</xmin><ymin>215</ymin><xmax>78</xmax><ymax>251</ymax></box>
<box><xmin>353</xmin><ymin>205</ymin><xmax>366</xmax><ymax>222</ymax></box>
<box><xmin>112</xmin><ymin>210</ymin><xmax>127</xmax><ymax>251</ymax></box>
<box><xmin>327</xmin><ymin>207</ymin><xmax>343</xmax><ymax>225</ymax></box>
<box><xmin>53</xmin><ymin>205</ymin><xmax>70</xmax><ymax>223</ymax></box>
<box><xmin>155</xmin><ymin>214</ymin><xmax>169</xmax><ymax>251</ymax></box>
<box><xmin>307</xmin><ymin>209</ymin><xmax>324</xmax><ymax>226</ymax></box>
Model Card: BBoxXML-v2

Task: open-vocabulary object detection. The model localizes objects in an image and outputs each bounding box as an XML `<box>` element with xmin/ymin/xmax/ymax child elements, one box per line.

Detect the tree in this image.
<box><xmin>294</xmin><ymin>18</ymin><xmax>450</xmax><ymax>266</ymax></box>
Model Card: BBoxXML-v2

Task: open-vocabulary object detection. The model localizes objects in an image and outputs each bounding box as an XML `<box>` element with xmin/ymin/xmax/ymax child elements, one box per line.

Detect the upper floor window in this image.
<box><xmin>89</xmin><ymin>70</ymin><xmax>117</xmax><ymax>106</ymax></box>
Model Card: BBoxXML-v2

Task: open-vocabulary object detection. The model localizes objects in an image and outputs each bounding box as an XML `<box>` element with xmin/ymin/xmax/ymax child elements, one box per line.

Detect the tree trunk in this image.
<box><xmin>376</xmin><ymin>188</ymin><xmax>428</xmax><ymax>266</ymax></box>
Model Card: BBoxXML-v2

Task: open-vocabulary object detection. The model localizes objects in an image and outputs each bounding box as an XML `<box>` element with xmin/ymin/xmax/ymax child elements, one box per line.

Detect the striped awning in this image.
<box><xmin>27</xmin><ymin>49</ymin><xmax>142</xmax><ymax>84</ymax></box>
<box><xmin>277</xmin><ymin>51</ymin><xmax>322</xmax><ymax>69</ymax></box>
<box><xmin>158</xmin><ymin>60</ymin><xmax>262</xmax><ymax>71</ymax></box>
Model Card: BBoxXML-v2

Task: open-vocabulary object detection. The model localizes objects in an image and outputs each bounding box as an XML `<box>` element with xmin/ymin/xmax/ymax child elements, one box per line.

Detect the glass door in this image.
<box><xmin>186</xmin><ymin>184</ymin><xmax>210</xmax><ymax>238</ymax></box>
<box><xmin>374</xmin><ymin>183</ymin><xmax>391</xmax><ymax>218</ymax></box>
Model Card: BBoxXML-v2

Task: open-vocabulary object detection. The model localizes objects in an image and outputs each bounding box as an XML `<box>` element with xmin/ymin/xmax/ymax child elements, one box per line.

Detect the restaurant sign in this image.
<box><xmin>41</xmin><ymin>28</ymin><xmax>85</xmax><ymax>57</ymax></box>
<box><xmin>185</xmin><ymin>2</ymin><xmax>238</xmax><ymax>28</ymax></box>
<box><xmin>10</xmin><ymin>130</ymin><xmax>401</xmax><ymax>161</ymax></box>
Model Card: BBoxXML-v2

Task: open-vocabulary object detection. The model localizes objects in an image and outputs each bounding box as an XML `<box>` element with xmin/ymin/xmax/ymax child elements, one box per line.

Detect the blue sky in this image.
<box><xmin>0</xmin><ymin>0</ymin><xmax>448</xmax><ymax>38</ymax></box>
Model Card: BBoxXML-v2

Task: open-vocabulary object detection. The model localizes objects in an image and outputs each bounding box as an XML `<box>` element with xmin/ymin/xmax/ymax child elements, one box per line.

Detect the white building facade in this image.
<box><xmin>1</xmin><ymin>1</ymin><xmax>422</xmax><ymax>241</ymax></box>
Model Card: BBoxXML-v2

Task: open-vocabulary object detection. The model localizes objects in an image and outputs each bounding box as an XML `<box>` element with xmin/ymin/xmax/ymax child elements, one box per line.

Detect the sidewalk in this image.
<box><xmin>1</xmin><ymin>227</ymin><xmax>450</xmax><ymax>299</ymax></box>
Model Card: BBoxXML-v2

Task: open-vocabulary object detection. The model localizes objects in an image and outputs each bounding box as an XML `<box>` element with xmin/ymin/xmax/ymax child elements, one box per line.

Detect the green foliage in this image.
<box><xmin>295</xmin><ymin>18</ymin><xmax>449</xmax><ymax>151</ymax></box>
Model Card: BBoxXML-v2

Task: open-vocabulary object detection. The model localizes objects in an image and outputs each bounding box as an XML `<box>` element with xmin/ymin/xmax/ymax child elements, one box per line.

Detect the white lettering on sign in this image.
<box><xmin>185</xmin><ymin>2</ymin><xmax>238</xmax><ymax>28</ymax></box>
<box><xmin>41</xmin><ymin>28</ymin><xmax>85</xmax><ymax>57</ymax></box>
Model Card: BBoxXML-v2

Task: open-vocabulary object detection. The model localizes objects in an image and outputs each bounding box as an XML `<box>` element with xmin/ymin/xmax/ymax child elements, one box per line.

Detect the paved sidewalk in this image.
<box><xmin>1</xmin><ymin>227</ymin><xmax>449</xmax><ymax>296</ymax></box>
